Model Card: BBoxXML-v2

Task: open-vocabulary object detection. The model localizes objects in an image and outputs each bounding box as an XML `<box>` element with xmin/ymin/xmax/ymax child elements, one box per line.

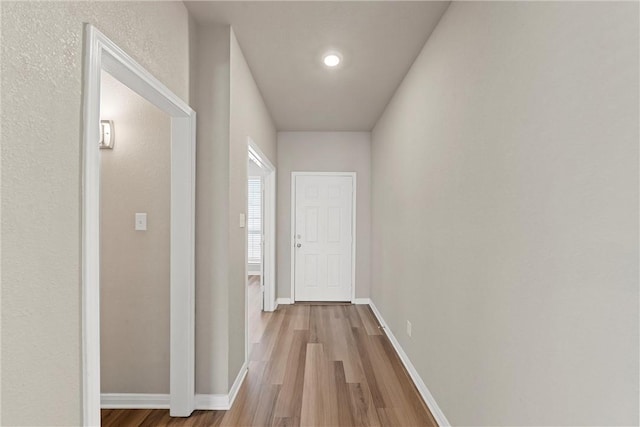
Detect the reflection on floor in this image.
<box><xmin>248</xmin><ymin>274</ymin><xmax>270</xmax><ymax>348</ymax></box>
<box><xmin>101</xmin><ymin>304</ymin><xmax>437</xmax><ymax>426</ymax></box>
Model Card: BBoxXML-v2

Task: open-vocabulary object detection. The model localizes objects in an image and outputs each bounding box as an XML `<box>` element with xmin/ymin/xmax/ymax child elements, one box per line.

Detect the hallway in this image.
<box><xmin>101</xmin><ymin>304</ymin><xmax>437</xmax><ymax>426</ymax></box>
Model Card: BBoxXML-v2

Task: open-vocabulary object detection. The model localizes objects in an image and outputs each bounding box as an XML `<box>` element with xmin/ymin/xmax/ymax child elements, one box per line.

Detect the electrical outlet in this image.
<box><xmin>406</xmin><ymin>320</ymin><xmax>412</xmax><ymax>337</ymax></box>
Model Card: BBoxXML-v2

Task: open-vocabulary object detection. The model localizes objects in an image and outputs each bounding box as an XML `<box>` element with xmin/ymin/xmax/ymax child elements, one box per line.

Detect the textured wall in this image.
<box><xmin>1</xmin><ymin>2</ymin><xmax>190</xmax><ymax>425</ymax></box>
<box><xmin>190</xmin><ymin>24</ymin><xmax>276</xmax><ymax>394</ymax></box>
<box><xmin>371</xmin><ymin>2</ymin><xmax>639</xmax><ymax>425</ymax></box>
<box><xmin>192</xmin><ymin>24</ymin><xmax>231</xmax><ymax>395</ymax></box>
<box><xmin>276</xmin><ymin>132</ymin><xmax>371</xmax><ymax>300</ymax></box>
<box><xmin>228</xmin><ymin>28</ymin><xmax>277</xmax><ymax>387</ymax></box>
<box><xmin>100</xmin><ymin>72</ymin><xmax>171</xmax><ymax>394</ymax></box>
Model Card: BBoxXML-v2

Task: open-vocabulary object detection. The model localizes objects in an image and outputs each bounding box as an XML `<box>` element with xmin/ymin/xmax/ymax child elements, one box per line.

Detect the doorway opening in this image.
<box><xmin>82</xmin><ymin>25</ymin><xmax>196</xmax><ymax>425</ymax></box>
<box><xmin>99</xmin><ymin>70</ymin><xmax>171</xmax><ymax>410</ymax></box>
<box><xmin>246</xmin><ymin>139</ymin><xmax>276</xmax><ymax>356</ymax></box>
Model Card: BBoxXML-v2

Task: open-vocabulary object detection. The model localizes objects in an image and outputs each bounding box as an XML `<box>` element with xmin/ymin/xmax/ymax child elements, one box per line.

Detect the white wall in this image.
<box><xmin>277</xmin><ymin>132</ymin><xmax>371</xmax><ymax>300</ymax></box>
<box><xmin>190</xmin><ymin>24</ymin><xmax>276</xmax><ymax>394</ymax></box>
<box><xmin>100</xmin><ymin>72</ymin><xmax>171</xmax><ymax>394</ymax></box>
<box><xmin>1</xmin><ymin>2</ymin><xmax>191</xmax><ymax>425</ymax></box>
<box><xmin>371</xmin><ymin>2</ymin><xmax>639</xmax><ymax>426</ymax></box>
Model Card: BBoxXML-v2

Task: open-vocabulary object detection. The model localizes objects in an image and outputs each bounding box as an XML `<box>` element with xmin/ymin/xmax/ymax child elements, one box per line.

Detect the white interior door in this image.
<box><xmin>294</xmin><ymin>174</ymin><xmax>353</xmax><ymax>301</ymax></box>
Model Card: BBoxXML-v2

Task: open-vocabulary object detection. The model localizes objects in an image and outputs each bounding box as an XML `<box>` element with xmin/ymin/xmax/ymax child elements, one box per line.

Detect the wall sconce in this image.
<box><xmin>99</xmin><ymin>120</ymin><xmax>114</xmax><ymax>149</ymax></box>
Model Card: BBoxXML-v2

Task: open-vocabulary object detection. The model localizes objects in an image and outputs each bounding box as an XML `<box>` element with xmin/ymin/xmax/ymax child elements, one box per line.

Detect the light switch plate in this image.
<box><xmin>239</xmin><ymin>213</ymin><xmax>246</xmax><ymax>228</ymax></box>
<box><xmin>135</xmin><ymin>213</ymin><xmax>147</xmax><ymax>231</ymax></box>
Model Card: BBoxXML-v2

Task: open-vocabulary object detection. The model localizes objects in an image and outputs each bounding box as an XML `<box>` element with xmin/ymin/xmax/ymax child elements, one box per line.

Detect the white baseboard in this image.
<box><xmin>194</xmin><ymin>393</ymin><xmax>228</xmax><ymax>410</ymax></box>
<box><xmin>101</xmin><ymin>393</ymin><xmax>169</xmax><ymax>409</ymax></box>
<box><xmin>368</xmin><ymin>301</ymin><xmax>451</xmax><ymax>427</ymax></box>
<box><xmin>196</xmin><ymin>361</ymin><xmax>249</xmax><ymax>410</ymax></box>
<box><xmin>228</xmin><ymin>361</ymin><xmax>249</xmax><ymax>408</ymax></box>
<box><xmin>102</xmin><ymin>362</ymin><xmax>249</xmax><ymax>411</ymax></box>
<box><xmin>277</xmin><ymin>297</ymin><xmax>372</xmax><ymax>305</ymax></box>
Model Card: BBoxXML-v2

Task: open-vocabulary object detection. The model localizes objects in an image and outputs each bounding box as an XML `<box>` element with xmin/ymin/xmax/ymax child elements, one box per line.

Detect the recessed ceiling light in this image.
<box><xmin>323</xmin><ymin>53</ymin><xmax>341</xmax><ymax>67</ymax></box>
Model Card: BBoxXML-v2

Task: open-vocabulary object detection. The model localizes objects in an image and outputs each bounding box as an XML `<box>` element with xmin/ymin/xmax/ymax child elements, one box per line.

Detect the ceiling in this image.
<box><xmin>185</xmin><ymin>1</ymin><xmax>450</xmax><ymax>131</ymax></box>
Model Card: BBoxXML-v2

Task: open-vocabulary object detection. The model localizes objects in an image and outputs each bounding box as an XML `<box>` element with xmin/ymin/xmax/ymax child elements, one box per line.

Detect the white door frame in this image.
<box><xmin>82</xmin><ymin>25</ymin><xmax>196</xmax><ymax>425</ymax></box>
<box><xmin>247</xmin><ymin>138</ymin><xmax>276</xmax><ymax>314</ymax></box>
<box><xmin>290</xmin><ymin>172</ymin><xmax>357</xmax><ymax>303</ymax></box>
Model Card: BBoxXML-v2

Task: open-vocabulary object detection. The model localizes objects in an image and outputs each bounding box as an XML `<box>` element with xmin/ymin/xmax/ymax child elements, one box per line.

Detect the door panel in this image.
<box><xmin>294</xmin><ymin>175</ymin><xmax>353</xmax><ymax>301</ymax></box>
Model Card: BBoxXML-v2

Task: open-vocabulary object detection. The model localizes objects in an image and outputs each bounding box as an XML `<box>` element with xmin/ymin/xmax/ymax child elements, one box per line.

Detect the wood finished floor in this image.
<box><xmin>101</xmin><ymin>304</ymin><xmax>437</xmax><ymax>426</ymax></box>
<box><xmin>248</xmin><ymin>275</ymin><xmax>269</xmax><ymax>346</ymax></box>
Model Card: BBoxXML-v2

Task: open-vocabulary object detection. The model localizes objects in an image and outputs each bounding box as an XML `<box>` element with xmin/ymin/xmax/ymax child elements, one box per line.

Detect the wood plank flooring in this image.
<box><xmin>248</xmin><ymin>275</ymin><xmax>270</xmax><ymax>346</ymax></box>
<box><xmin>101</xmin><ymin>304</ymin><xmax>437</xmax><ymax>427</ymax></box>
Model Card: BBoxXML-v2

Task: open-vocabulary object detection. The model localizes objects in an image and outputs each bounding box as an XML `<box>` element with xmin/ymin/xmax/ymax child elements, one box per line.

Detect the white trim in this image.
<box><xmin>228</xmin><ymin>361</ymin><xmax>249</xmax><ymax>408</ymax></box>
<box><xmin>82</xmin><ymin>24</ymin><xmax>196</xmax><ymax>425</ymax></box>
<box><xmin>194</xmin><ymin>394</ymin><xmax>229</xmax><ymax>410</ymax></box>
<box><xmin>82</xmin><ymin>25</ymin><xmax>102</xmax><ymax>427</ymax></box>
<box><xmin>101</xmin><ymin>394</ymin><xmax>170</xmax><ymax>409</ymax></box>
<box><xmin>290</xmin><ymin>172</ymin><xmax>357</xmax><ymax>303</ymax></box>
<box><xmin>264</xmin><ymin>163</ymin><xmax>276</xmax><ymax>310</ymax></box>
<box><xmin>368</xmin><ymin>301</ymin><xmax>451</xmax><ymax>427</ymax></box>
<box><xmin>276</xmin><ymin>297</ymin><xmax>292</xmax><ymax>305</ymax></box>
<box><xmin>195</xmin><ymin>361</ymin><xmax>249</xmax><ymax>410</ymax></box>
<box><xmin>169</xmin><ymin>112</ymin><xmax>197</xmax><ymax>418</ymax></box>
<box><xmin>101</xmin><ymin>360</ymin><xmax>247</xmax><ymax>412</ymax></box>
<box><xmin>352</xmin><ymin>298</ymin><xmax>371</xmax><ymax>305</ymax></box>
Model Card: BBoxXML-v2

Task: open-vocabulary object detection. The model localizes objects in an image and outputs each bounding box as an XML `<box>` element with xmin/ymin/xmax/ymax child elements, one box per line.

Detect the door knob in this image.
<box><xmin>296</xmin><ymin>243</ymin><xmax>302</xmax><ymax>248</ymax></box>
